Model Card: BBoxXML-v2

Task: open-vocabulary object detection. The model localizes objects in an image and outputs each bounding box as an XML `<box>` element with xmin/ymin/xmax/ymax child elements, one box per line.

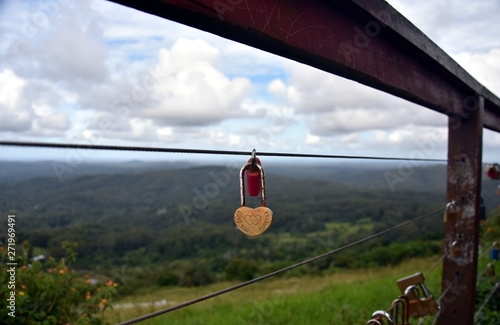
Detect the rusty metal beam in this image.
<box><xmin>439</xmin><ymin>98</ymin><xmax>483</xmax><ymax>324</ymax></box>
<box><xmin>107</xmin><ymin>0</ymin><xmax>500</xmax><ymax>131</ymax></box>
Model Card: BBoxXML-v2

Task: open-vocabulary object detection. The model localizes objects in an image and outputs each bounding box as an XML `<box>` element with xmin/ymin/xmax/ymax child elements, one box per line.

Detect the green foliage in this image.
<box><xmin>105</xmin><ymin>257</ymin><xmax>443</xmax><ymax>325</ymax></box>
<box><xmin>224</xmin><ymin>258</ymin><xmax>258</xmax><ymax>281</ymax></box>
<box><xmin>178</xmin><ymin>262</ymin><xmax>214</xmax><ymax>287</ymax></box>
<box><xmin>475</xmin><ymin>208</ymin><xmax>500</xmax><ymax>324</ymax></box>
<box><xmin>352</xmin><ymin>240</ymin><xmax>441</xmax><ymax>268</ymax></box>
<box><xmin>481</xmin><ymin>207</ymin><xmax>500</xmax><ymax>244</ymax></box>
<box><xmin>157</xmin><ymin>271</ymin><xmax>179</xmax><ymax>287</ymax></box>
<box><xmin>475</xmin><ymin>279</ymin><xmax>500</xmax><ymax>325</ymax></box>
<box><xmin>0</xmin><ymin>241</ymin><xmax>118</xmax><ymax>325</ymax></box>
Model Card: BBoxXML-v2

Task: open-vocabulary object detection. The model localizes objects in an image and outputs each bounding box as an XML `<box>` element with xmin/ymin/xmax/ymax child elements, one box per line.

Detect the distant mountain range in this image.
<box><xmin>1</xmin><ymin>160</ymin><xmax>498</xmax><ymax>207</ymax></box>
<box><xmin>0</xmin><ymin>160</ymin><xmax>192</xmax><ymax>183</ymax></box>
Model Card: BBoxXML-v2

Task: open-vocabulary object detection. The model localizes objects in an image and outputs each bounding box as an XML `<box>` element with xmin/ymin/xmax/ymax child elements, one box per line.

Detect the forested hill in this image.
<box><xmin>1</xmin><ymin>160</ymin><xmax>497</xmax><ymax>206</ymax></box>
<box><xmin>2</xmin><ymin>165</ymin><xmax>445</xmax><ymax>232</ymax></box>
<box><xmin>1</xmin><ymin>162</ymin><xmax>499</xmax><ymax>273</ymax></box>
<box><xmin>0</xmin><ymin>160</ymin><xmax>190</xmax><ymax>183</ymax></box>
<box><xmin>267</xmin><ymin>163</ymin><xmax>449</xmax><ymax>192</ymax></box>
<box><xmin>0</xmin><ymin>159</ymin><xmax>453</xmax><ymax>190</ymax></box>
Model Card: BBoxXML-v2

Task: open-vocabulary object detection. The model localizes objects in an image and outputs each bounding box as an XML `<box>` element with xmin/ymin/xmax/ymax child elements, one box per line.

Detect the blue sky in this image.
<box><xmin>0</xmin><ymin>0</ymin><xmax>499</xmax><ymax>163</ymax></box>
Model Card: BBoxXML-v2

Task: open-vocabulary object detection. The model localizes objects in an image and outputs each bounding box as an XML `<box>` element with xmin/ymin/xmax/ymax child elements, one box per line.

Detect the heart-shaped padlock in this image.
<box><xmin>234</xmin><ymin>161</ymin><xmax>273</xmax><ymax>236</ymax></box>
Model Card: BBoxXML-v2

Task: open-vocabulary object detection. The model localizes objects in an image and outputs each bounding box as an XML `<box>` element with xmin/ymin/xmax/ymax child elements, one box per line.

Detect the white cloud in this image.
<box><xmin>1</xmin><ymin>1</ymin><xmax>256</xmax><ymax>143</ymax></box>
<box><xmin>484</xmin><ymin>129</ymin><xmax>500</xmax><ymax>163</ymax></box>
<box><xmin>451</xmin><ymin>49</ymin><xmax>500</xmax><ymax>97</ymax></box>
<box><xmin>36</xmin><ymin>113</ymin><xmax>69</xmax><ymax>131</ymax></box>
<box><xmin>32</xmin><ymin>103</ymin><xmax>69</xmax><ymax>131</ymax></box>
<box><xmin>0</xmin><ymin>69</ymin><xmax>70</xmax><ymax>135</ymax></box>
<box><xmin>157</xmin><ymin>126</ymin><xmax>173</xmax><ymax>139</ymax></box>
<box><xmin>305</xmin><ymin>133</ymin><xmax>321</xmax><ymax>145</ymax></box>
<box><xmin>0</xmin><ymin>69</ymin><xmax>31</xmax><ymax>132</ymax></box>
<box><xmin>305</xmin><ymin>107</ymin><xmax>446</xmax><ymax>136</ymax></box>
<box><xmin>4</xmin><ymin>1</ymin><xmax>108</xmax><ymax>86</ymax></box>
<box><xmin>300</xmin><ymin>126</ymin><xmax>449</xmax><ymax>159</ymax></box>
<box><xmin>280</xmin><ymin>60</ymin><xmax>448</xmax><ymax>136</ymax></box>
<box><xmin>285</xmin><ymin>61</ymin><xmax>404</xmax><ymax>113</ymax></box>
<box><xmin>137</xmin><ymin>39</ymin><xmax>252</xmax><ymax>126</ymax></box>
<box><xmin>81</xmin><ymin>38</ymin><xmax>253</xmax><ymax>133</ymax></box>
<box><xmin>341</xmin><ymin>133</ymin><xmax>362</xmax><ymax>145</ymax></box>
<box><xmin>267</xmin><ymin>78</ymin><xmax>287</xmax><ymax>97</ymax></box>
<box><xmin>387</xmin><ymin>0</ymin><xmax>500</xmax><ymax>54</ymax></box>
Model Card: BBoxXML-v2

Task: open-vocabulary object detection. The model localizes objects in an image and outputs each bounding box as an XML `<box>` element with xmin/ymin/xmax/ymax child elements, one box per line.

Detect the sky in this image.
<box><xmin>0</xmin><ymin>0</ymin><xmax>499</xmax><ymax>164</ymax></box>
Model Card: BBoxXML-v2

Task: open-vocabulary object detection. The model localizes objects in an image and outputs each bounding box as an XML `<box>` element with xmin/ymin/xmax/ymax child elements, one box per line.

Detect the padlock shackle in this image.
<box><xmin>445</xmin><ymin>200</ymin><xmax>458</xmax><ymax>212</ymax></box>
<box><xmin>239</xmin><ymin>162</ymin><xmax>266</xmax><ymax>207</ymax></box>
<box><xmin>366</xmin><ymin>320</ymin><xmax>382</xmax><ymax>325</ymax></box>
<box><xmin>404</xmin><ymin>285</ymin><xmax>421</xmax><ymax>298</ymax></box>
<box><xmin>419</xmin><ymin>283</ymin><xmax>431</xmax><ymax>298</ymax></box>
<box><xmin>370</xmin><ymin>310</ymin><xmax>394</xmax><ymax>325</ymax></box>
<box><xmin>404</xmin><ymin>282</ymin><xmax>431</xmax><ymax>299</ymax></box>
<box><xmin>390</xmin><ymin>296</ymin><xmax>409</xmax><ymax>325</ymax></box>
<box><xmin>251</xmin><ymin>148</ymin><xmax>257</xmax><ymax>160</ymax></box>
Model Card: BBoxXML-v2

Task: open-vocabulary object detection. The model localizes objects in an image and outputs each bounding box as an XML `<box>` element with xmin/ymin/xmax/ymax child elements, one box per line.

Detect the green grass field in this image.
<box><xmin>106</xmin><ymin>257</ymin><xmax>443</xmax><ymax>325</ymax></box>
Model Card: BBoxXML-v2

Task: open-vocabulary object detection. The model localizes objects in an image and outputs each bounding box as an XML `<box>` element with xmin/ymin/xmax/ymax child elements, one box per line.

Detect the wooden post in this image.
<box><xmin>438</xmin><ymin>97</ymin><xmax>484</xmax><ymax>324</ymax></box>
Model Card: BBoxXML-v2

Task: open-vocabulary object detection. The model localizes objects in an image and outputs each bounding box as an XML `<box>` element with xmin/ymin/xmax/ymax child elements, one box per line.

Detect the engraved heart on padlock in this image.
<box><xmin>234</xmin><ymin>206</ymin><xmax>273</xmax><ymax>237</ymax></box>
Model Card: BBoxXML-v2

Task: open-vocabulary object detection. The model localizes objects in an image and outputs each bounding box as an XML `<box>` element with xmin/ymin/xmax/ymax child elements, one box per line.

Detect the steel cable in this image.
<box><xmin>0</xmin><ymin>140</ymin><xmax>449</xmax><ymax>162</ymax></box>
<box><xmin>474</xmin><ymin>282</ymin><xmax>500</xmax><ymax>322</ymax></box>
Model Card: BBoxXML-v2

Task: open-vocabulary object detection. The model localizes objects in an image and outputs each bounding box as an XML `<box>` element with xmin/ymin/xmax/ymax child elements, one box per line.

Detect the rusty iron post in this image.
<box><xmin>438</xmin><ymin>97</ymin><xmax>484</xmax><ymax>324</ymax></box>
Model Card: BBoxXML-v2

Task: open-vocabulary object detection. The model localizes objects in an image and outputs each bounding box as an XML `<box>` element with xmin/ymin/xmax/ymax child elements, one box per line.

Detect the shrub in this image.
<box><xmin>157</xmin><ymin>271</ymin><xmax>179</xmax><ymax>287</ymax></box>
<box><xmin>224</xmin><ymin>258</ymin><xmax>257</xmax><ymax>281</ymax></box>
<box><xmin>475</xmin><ymin>209</ymin><xmax>500</xmax><ymax>324</ymax></box>
<box><xmin>0</xmin><ymin>241</ymin><xmax>118</xmax><ymax>325</ymax></box>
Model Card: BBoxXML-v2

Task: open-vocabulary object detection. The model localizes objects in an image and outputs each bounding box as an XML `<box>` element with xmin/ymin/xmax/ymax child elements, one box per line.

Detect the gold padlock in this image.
<box><xmin>405</xmin><ymin>295</ymin><xmax>439</xmax><ymax>318</ymax></box>
<box><xmin>234</xmin><ymin>161</ymin><xmax>273</xmax><ymax>236</ymax></box>
<box><xmin>397</xmin><ymin>273</ymin><xmax>439</xmax><ymax>318</ymax></box>
<box><xmin>450</xmin><ymin>240</ymin><xmax>461</xmax><ymax>258</ymax></box>
<box><xmin>397</xmin><ymin>273</ymin><xmax>425</xmax><ymax>298</ymax></box>
<box><xmin>444</xmin><ymin>201</ymin><xmax>462</xmax><ymax>222</ymax></box>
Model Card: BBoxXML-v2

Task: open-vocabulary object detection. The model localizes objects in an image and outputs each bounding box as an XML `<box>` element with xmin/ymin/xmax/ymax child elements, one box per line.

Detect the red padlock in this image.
<box><xmin>485</xmin><ymin>163</ymin><xmax>500</xmax><ymax>180</ymax></box>
<box><xmin>246</xmin><ymin>157</ymin><xmax>262</xmax><ymax>196</ymax></box>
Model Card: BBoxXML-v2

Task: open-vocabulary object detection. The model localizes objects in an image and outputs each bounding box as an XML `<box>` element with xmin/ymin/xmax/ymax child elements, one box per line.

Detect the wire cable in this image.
<box><xmin>474</xmin><ymin>282</ymin><xmax>500</xmax><ymax>322</ymax></box>
<box><xmin>0</xmin><ymin>140</ymin><xmax>449</xmax><ymax>162</ymax></box>
<box><xmin>117</xmin><ymin>207</ymin><xmax>444</xmax><ymax>325</ymax></box>
<box><xmin>424</xmin><ymin>249</ymin><xmax>449</xmax><ymax>278</ymax></box>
